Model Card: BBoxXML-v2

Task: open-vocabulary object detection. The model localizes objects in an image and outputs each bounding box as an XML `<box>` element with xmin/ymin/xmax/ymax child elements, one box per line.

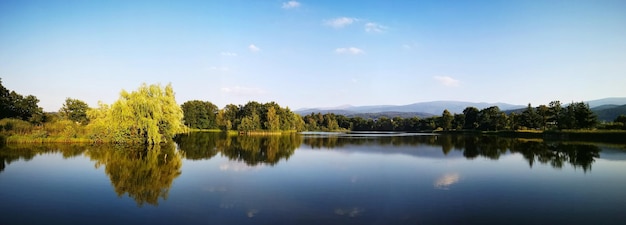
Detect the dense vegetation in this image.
<box><xmin>0</xmin><ymin>78</ymin><xmax>44</xmax><ymax>123</ymax></box>
<box><xmin>302</xmin><ymin>101</ymin><xmax>624</xmax><ymax>132</ymax></box>
<box><xmin>1</xmin><ymin>80</ymin><xmax>184</xmax><ymax>144</ymax></box>
<box><xmin>181</xmin><ymin>100</ymin><xmax>305</xmax><ymax>133</ymax></box>
<box><xmin>1</xmin><ymin>78</ymin><xmax>624</xmax><ymax>145</ymax></box>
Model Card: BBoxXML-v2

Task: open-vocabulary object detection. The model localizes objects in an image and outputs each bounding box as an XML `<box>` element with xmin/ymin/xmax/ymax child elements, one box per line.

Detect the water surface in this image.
<box><xmin>1</xmin><ymin>133</ymin><xmax>625</xmax><ymax>225</ymax></box>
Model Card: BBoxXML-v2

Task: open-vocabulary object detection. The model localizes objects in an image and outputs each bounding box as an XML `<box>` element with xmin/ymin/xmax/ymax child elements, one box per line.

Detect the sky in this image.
<box><xmin>1</xmin><ymin>0</ymin><xmax>625</xmax><ymax>112</ymax></box>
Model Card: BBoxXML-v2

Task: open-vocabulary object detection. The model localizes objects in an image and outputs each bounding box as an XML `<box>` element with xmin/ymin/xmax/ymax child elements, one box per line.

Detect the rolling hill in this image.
<box><xmin>296</xmin><ymin>101</ymin><xmax>525</xmax><ymax>118</ymax></box>
<box><xmin>296</xmin><ymin>98</ymin><xmax>626</xmax><ymax>120</ymax></box>
<box><xmin>592</xmin><ymin>104</ymin><xmax>626</xmax><ymax>121</ymax></box>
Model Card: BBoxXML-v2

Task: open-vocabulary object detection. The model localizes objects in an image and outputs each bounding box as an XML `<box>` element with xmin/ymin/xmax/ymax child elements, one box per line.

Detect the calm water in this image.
<box><xmin>1</xmin><ymin>132</ymin><xmax>626</xmax><ymax>225</ymax></box>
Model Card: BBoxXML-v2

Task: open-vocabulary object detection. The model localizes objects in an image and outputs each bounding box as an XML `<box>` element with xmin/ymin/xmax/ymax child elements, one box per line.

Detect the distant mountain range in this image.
<box><xmin>296</xmin><ymin>98</ymin><xmax>626</xmax><ymax>121</ymax></box>
<box><xmin>593</xmin><ymin>104</ymin><xmax>626</xmax><ymax>121</ymax></box>
<box><xmin>296</xmin><ymin>101</ymin><xmax>526</xmax><ymax>118</ymax></box>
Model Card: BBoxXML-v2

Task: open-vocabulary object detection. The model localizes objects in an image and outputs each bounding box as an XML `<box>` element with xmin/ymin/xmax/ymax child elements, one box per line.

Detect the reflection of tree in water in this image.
<box><xmin>175</xmin><ymin>133</ymin><xmax>302</xmax><ymax>166</ymax></box>
<box><xmin>299</xmin><ymin>134</ymin><xmax>602</xmax><ymax>171</ymax></box>
<box><xmin>174</xmin><ymin>132</ymin><xmax>224</xmax><ymax>160</ymax></box>
<box><xmin>302</xmin><ymin>135</ymin><xmax>439</xmax><ymax>149</ymax></box>
<box><xmin>511</xmin><ymin>141</ymin><xmax>599</xmax><ymax>172</ymax></box>
<box><xmin>85</xmin><ymin>143</ymin><xmax>182</xmax><ymax>207</ymax></box>
<box><xmin>0</xmin><ymin>144</ymin><xmax>87</xmax><ymax>173</ymax></box>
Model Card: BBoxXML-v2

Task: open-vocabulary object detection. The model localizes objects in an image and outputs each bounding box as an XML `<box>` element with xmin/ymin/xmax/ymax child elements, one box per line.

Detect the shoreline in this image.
<box><xmin>2</xmin><ymin>130</ymin><xmax>625</xmax><ymax>144</ymax></box>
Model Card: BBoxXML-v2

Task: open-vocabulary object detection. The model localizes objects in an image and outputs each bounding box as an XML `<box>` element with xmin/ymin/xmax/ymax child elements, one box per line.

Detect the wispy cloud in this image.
<box><xmin>365</xmin><ymin>22</ymin><xmax>387</xmax><ymax>33</ymax></box>
<box><xmin>220</xmin><ymin>86</ymin><xmax>267</xmax><ymax>96</ymax></box>
<box><xmin>220</xmin><ymin>52</ymin><xmax>237</xmax><ymax>57</ymax></box>
<box><xmin>248</xmin><ymin>44</ymin><xmax>261</xmax><ymax>52</ymax></box>
<box><xmin>325</xmin><ymin>17</ymin><xmax>357</xmax><ymax>28</ymax></box>
<box><xmin>281</xmin><ymin>1</ymin><xmax>300</xmax><ymax>9</ymax></box>
<box><xmin>434</xmin><ymin>76</ymin><xmax>461</xmax><ymax>87</ymax></box>
<box><xmin>335</xmin><ymin>47</ymin><xmax>364</xmax><ymax>55</ymax></box>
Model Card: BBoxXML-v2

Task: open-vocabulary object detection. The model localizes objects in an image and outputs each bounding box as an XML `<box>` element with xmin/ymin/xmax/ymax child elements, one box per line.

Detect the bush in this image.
<box><xmin>0</xmin><ymin>118</ymin><xmax>34</xmax><ymax>135</ymax></box>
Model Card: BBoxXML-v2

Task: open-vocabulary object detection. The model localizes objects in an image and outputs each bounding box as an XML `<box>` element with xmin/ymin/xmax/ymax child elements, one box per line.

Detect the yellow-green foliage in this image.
<box><xmin>85</xmin><ymin>143</ymin><xmax>182</xmax><ymax>206</ymax></box>
<box><xmin>0</xmin><ymin>118</ymin><xmax>92</xmax><ymax>143</ymax></box>
<box><xmin>0</xmin><ymin>118</ymin><xmax>33</xmax><ymax>135</ymax></box>
<box><xmin>87</xmin><ymin>83</ymin><xmax>184</xmax><ymax>144</ymax></box>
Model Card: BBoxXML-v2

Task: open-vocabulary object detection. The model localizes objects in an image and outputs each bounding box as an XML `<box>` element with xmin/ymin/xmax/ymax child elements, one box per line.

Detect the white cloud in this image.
<box><xmin>434</xmin><ymin>76</ymin><xmax>461</xmax><ymax>87</ymax></box>
<box><xmin>248</xmin><ymin>44</ymin><xmax>261</xmax><ymax>52</ymax></box>
<box><xmin>282</xmin><ymin>1</ymin><xmax>300</xmax><ymax>9</ymax></box>
<box><xmin>325</xmin><ymin>17</ymin><xmax>357</xmax><ymax>28</ymax></box>
<box><xmin>365</xmin><ymin>22</ymin><xmax>387</xmax><ymax>33</ymax></box>
<box><xmin>220</xmin><ymin>86</ymin><xmax>267</xmax><ymax>96</ymax></box>
<box><xmin>335</xmin><ymin>47</ymin><xmax>364</xmax><ymax>55</ymax></box>
<box><xmin>220</xmin><ymin>52</ymin><xmax>237</xmax><ymax>57</ymax></box>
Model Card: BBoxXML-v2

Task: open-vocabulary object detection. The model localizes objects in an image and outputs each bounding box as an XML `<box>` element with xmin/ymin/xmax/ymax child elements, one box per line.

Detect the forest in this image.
<box><xmin>1</xmin><ymin>78</ymin><xmax>625</xmax><ymax>144</ymax></box>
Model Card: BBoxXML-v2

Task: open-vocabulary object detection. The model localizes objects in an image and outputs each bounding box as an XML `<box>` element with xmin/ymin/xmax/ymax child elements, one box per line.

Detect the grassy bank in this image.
<box><xmin>235</xmin><ymin>130</ymin><xmax>299</xmax><ymax>136</ymax></box>
<box><xmin>5</xmin><ymin>136</ymin><xmax>93</xmax><ymax>144</ymax></box>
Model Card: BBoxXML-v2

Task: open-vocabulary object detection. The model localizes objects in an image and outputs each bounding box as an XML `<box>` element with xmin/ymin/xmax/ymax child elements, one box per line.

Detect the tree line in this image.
<box><xmin>1</xmin><ymin>77</ymin><xmax>625</xmax><ymax>145</ymax></box>
<box><xmin>302</xmin><ymin>101</ymin><xmax>614</xmax><ymax>131</ymax></box>
<box><xmin>181</xmin><ymin>100</ymin><xmax>305</xmax><ymax>132</ymax></box>
<box><xmin>1</xmin><ymin>80</ymin><xmax>183</xmax><ymax>144</ymax></box>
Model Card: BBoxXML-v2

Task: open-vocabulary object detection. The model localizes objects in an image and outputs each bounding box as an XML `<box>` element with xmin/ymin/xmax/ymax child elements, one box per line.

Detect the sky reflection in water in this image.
<box><xmin>1</xmin><ymin>133</ymin><xmax>626</xmax><ymax>225</ymax></box>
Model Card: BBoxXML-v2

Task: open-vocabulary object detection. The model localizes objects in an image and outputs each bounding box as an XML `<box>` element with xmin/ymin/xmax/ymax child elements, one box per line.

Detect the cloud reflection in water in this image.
<box><xmin>434</xmin><ymin>173</ymin><xmax>460</xmax><ymax>190</ymax></box>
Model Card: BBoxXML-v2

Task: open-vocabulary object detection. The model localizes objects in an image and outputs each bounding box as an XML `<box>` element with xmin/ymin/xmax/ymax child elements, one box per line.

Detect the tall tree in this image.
<box><xmin>537</xmin><ymin>105</ymin><xmax>549</xmax><ymax>130</ymax></box>
<box><xmin>548</xmin><ymin>101</ymin><xmax>562</xmax><ymax>128</ymax></box>
<box><xmin>462</xmin><ymin>107</ymin><xmax>480</xmax><ymax>130</ymax></box>
<box><xmin>264</xmin><ymin>106</ymin><xmax>280</xmax><ymax>131</ymax></box>
<box><xmin>60</xmin><ymin>98</ymin><xmax>90</xmax><ymax>124</ymax></box>
<box><xmin>441</xmin><ymin>109</ymin><xmax>453</xmax><ymax>131</ymax></box>
<box><xmin>479</xmin><ymin>106</ymin><xmax>504</xmax><ymax>131</ymax></box>
<box><xmin>520</xmin><ymin>103</ymin><xmax>541</xmax><ymax>129</ymax></box>
<box><xmin>572</xmin><ymin>102</ymin><xmax>597</xmax><ymax>129</ymax></box>
<box><xmin>452</xmin><ymin>113</ymin><xmax>465</xmax><ymax>130</ymax></box>
<box><xmin>0</xmin><ymin>79</ymin><xmax>43</xmax><ymax>122</ymax></box>
<box><xmin>87</xmin><ymin>83</ymin><xmax>184</xmax><ymax>144</ymax></box>
<box><xmin>181</xmin><ymin>100</ymin><xmax>218</xmax><ymax>129</ymax></box>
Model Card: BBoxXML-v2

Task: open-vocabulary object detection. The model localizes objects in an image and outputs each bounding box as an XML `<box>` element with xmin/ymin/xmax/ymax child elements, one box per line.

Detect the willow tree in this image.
<box><xmin>87</xmin><ymin>83</ymin><xmax>184</xmax><ymax>144</ymax></box>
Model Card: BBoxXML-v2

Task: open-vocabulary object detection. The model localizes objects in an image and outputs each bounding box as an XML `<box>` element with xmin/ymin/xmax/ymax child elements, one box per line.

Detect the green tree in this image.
<box><xmin>87</xmin><ymin>83</ymin><xmax>184</xmax><ymax>144</ymax></box>
<box><xmin>520</xmin><ymin>103</ymin><xmax>541</xmax><ymax>129</ymax></box>
<box><xmin>264</xmin><ymin>106</ymin><xmax>280</xmax><ymax>131</ymax></box>
<box><xmin>181</xmin><ymin>100</ymin><xmax>218</xmax><ymax>129</ymax></box>
<box><xmin>479</xmin><ymin>106</ymin><xmax>504</xmax><ymax>131</ymax></box>
<box><xmin>572</xmin><ymin>102</ymin><xmax>597</xmax><ymax>129</ymax></box>
<box><xmin>0</xmin><ymin>79</ymin><xmax>43</xmax><ymax>123</ymax></box>
<box><xmin>59</xmin><ymin>98</ymin><xmax>90</xmax><ymax>124</ymax></box>
<box><xmin>0</xmin><ymin>78</ymin><xmax>11</xmax><ymax>118</ymax></box>
<box><xmin>614</xmin><ymin>115</ymin><xmax>626</xmax><ymax>129</ymax></box>
<box><xmin>548</xmin><ymin>101</ymin><xmax>562</xmax><ymax>129</ymax></box>
<box><xmin>452</xmin><ymin>113</ymin><xmax>465</xmax><ymax>130</ymax></box>
<box><xmin>441</xmin><ymin>109</ymin><xmax>453</xmax><ymax>131</ymax></box>
<box><xmin>537</xmin><ymin>105</ymin><xmax>549</xmax><ymax>130</ymax></box>
<box><xmin>462</xmin><ymin>107</ymin><xmax>480</xmax><ymax>129</ymax></box>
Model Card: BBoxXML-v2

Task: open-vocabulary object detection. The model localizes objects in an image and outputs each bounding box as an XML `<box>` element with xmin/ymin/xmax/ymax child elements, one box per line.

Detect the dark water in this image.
<box><xmin>1</xmin><ymin>132</ymin><xmax>626</xmax><ymax>225</ymax></box>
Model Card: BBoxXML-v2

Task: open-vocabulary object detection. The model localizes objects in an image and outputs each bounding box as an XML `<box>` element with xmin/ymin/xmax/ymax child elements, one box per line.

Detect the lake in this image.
<box><xmin>1</xmin><ymin>132</ymin><xmax>626</xmax><ymax>225</ymax></box>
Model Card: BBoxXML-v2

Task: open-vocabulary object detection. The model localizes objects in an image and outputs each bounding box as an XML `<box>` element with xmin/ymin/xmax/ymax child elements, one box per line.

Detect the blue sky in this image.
<box><xmin>1</xmin><ymin>0</ymin><xmax>625</xmax><ymax>111</ymax></box>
